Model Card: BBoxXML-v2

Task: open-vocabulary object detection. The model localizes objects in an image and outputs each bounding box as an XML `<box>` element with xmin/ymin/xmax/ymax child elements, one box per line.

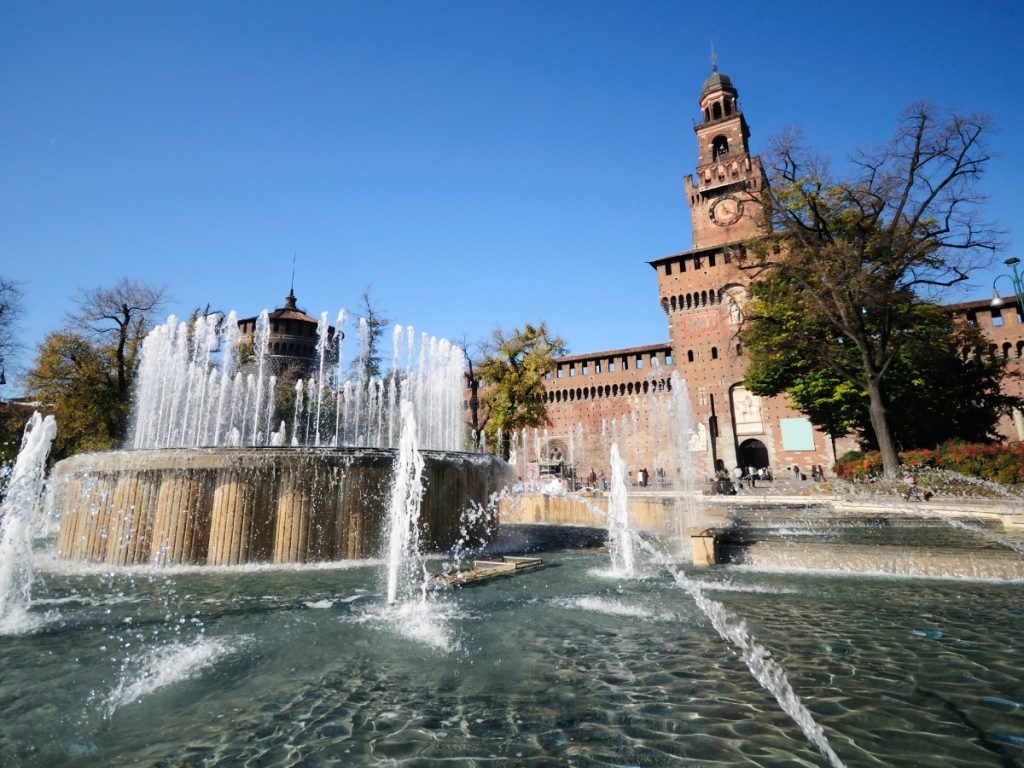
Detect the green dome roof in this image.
<box><xmin>701</xmin><ymin>69</ymin><xmax>736</xmax><ymax>96</ymax></box>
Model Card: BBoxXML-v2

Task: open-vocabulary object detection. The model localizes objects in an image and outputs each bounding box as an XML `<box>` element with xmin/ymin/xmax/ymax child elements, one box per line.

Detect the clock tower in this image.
<box><xmin>684</xmin><ymin>66</ymin><xmax>767</xmax><ymax>249</ymax></box>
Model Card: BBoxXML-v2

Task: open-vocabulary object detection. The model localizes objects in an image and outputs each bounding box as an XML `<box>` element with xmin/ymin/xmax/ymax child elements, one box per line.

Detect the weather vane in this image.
<box><xmin>710</xmin><ymin>41</ymin><xmax>718</xmax><ymax>72</ymax></box>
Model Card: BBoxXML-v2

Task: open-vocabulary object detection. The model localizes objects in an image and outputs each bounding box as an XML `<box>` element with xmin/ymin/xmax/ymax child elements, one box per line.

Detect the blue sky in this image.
<box><xmin>2</xmin><ymin>1</ymin><xmax>1022</xmax><ymax>386</ymax></box>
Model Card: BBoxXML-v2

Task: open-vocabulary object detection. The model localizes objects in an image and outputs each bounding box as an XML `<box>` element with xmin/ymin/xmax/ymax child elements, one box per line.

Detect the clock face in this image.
<box><xmin>709</xmin><ymin>196</ymin><xmax>743</xmax><ymax>226</ymax></box>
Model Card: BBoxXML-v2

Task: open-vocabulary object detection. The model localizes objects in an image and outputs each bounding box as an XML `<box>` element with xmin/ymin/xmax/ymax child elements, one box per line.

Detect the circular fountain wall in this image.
<box><xmin>52</xmin><ymin>448</ymin><xmax>512</xmax><ymax>566</ymax></box>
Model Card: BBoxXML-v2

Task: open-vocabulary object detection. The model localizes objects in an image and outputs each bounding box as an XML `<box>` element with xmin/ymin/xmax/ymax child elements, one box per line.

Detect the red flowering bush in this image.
<box><xmin>834</xmin><ymin>441</ymin><xmax>1024</xmax><ymax>485</ymax></box>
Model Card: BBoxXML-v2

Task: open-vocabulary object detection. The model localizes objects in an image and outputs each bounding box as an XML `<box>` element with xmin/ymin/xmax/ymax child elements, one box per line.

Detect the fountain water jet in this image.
<box><xmin>385</xmin><ymin>399</ymin><xmax>427</xmax><ymax>605</ymax></box>
<box><xmin>606</xmin><ymin>443</ymin><xmax>637</xmax><ymax>577</ymax></box>
<box><xmin>0</xmin><ymin>412</ymin><xmax>57</xmax><ymax>635</ymax></box>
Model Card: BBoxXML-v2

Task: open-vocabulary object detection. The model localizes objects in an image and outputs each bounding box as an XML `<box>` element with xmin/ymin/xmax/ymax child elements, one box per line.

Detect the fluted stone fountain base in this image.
<box><xmin>51</xmin><ymin>448</ymin><xmax>512</xmax><ymax>566</ymax></box>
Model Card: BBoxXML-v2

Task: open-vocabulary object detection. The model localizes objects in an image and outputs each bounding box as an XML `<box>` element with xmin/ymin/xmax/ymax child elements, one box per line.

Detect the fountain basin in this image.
<box><xmin>51</xmin><ymin>448</ymin><xmax>512</xmax><ymax>566</ymax></box>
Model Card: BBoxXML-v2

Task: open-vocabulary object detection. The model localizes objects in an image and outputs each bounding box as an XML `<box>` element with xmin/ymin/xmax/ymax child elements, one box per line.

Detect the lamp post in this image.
<box><xmin>991</xmin><ymin>257</ymin><xmax>1024</xmax><ymax>314</ymax></box>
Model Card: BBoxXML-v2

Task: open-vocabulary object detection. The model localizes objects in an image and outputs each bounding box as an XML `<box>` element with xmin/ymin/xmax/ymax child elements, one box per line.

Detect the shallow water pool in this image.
<box><xmin>2</xmin><ymin>526</ymin><xmax>1023</xmax><ymax>767</ymax></box>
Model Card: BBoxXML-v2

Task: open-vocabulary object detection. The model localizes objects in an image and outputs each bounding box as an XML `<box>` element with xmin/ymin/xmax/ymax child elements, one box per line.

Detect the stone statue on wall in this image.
<box><xmin>728</xmin><ymin>297</ymin><xmax>741</xmax><ymax>326</ymax></box>
<box><xmin>733</xmin><ymin>386</ymin><xmax>764</xmax><ymax>436</ymax></box>
<box><xmin>689</xmin><ymin>422</ymin><xmax>708</xmax><ymax>452</ymax></box>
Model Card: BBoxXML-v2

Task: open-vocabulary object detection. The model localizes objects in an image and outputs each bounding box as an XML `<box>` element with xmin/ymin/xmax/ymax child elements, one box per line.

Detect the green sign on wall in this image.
<box><xmin>780</xmin><ymin>418</ymin><xmax>815</xmax><ymax>451</ymax></box>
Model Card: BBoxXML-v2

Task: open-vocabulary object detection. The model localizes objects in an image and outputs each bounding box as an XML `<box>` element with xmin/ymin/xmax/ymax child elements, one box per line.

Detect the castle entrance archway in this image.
<box><xmin>737</xmin><ymin>438</ymin><xmax>769</xmax><ymax>469</ymax></box>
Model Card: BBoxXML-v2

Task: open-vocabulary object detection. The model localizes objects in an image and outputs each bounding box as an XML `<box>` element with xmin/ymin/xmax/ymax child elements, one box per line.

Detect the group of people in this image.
<box><xmin>583</xmin><ymin>466</ymin><xmax>670</xmax><ymax>491</ymax></box>
<box><xmin>583</xmin><ymin>462</ymin><xmax>832</xmax><ymax>495</ymax></box>
<box><xmin>711</xmin><ymin>463</ymin><xmax>831</xmax><ymax>494</ymax></box>
<box><xmin>731</xmin><ymin>465</ymin><xmax>773</xmax><ymax>489</ymax></box>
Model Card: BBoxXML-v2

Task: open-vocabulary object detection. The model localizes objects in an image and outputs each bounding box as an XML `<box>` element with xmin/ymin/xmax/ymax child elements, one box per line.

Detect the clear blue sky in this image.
<box><xmin>2</xmin><ymin>1</ymin><xmax>1022</xmax><ymax>386</ymax></box>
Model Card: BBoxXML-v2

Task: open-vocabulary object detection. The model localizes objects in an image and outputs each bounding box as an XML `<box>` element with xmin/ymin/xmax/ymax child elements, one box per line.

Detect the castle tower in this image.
<box><xmin>648</xmin><ymin>67</ymin><xmax>769</xmax><ymax>473</ymax></box>
<box><xmin>237</xmin><ymin>289</ymin><xmax>331</xmax><ymax>377</ymax></box>
<box><xmin>685</xmin><ymin>66</ymin><xmax>767</xmax><ymax>250</ymax></box>
<box><xmin>646</xmin><ymin>67</ymin><xmax>847</xmax><ymax>476</ymax></box>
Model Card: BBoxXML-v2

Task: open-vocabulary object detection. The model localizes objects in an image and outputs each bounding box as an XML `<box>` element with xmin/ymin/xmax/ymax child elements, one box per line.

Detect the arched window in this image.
<box><xmin>712</xmin><ymin>135</ymin><xmax>729</xmax><ymax>159</ymax></box>
<box><xmin>736</xmin><ymin>343</ymin><xmax>742</xmax><ymax>356</ymax></box>
<box><xmin>704</xmin><ymin>107</ymin><xmax>710</xmax><ymax>122</ymax></box>
<box><xmin>724</xmin><ymin>100</ymin><xmax>732</xmax><ymax>116</ymax></box>
<box><xmin>576</xmin><ymin>388</ymin><xmax>583</xmax><ymax>400</ymax></box>
<box><xmin>701</xmin><ymin>290</ymin><xmax>708</xmax><ymax>306</ymax></box>
<box><xmin>1004</xmin><ymin>342</ymin><xmax>1012</xmax><ymax>359</ymax></box>
<box><xmin>712</xmin><ymin>102</ymin><xmax>722</xmax><ymax>120</ymax></box>
<box><xmin>670</xmin><ymin>296</ymin><xmax>677</xmax><ymax>312</ymax></box>
<box><xmin>643</xmin><ymin>381</ymin><xmax>649</xmax><ymax>393</ymax></box>
<box><xmin>605</xmin><ymin>385</ymin><xmax>611</xmax><ymax>397</ymax></box>
<box><xmin>555</xmin><ymin>391</ymin><xmax>561</xmax><ymax>403</ymax></box>
<box><xmin>1017</xmin><ymin>341</ymin><xmax>1024</xmax><ymax>358</ymax></box>
<box><xmin>711</xmin><ymin>347</ymin><xmax>718</xmax><ymax>360</ymax></box>
<box><xmin>612</xmin><ymin>384</ymin><xmax>619</xmax><ymax>397</ymax></box>
<box><xmin>687</xmin><ymin>350</ymin><xmax>695</xmax><ymax>363</ymax></box>
<box><xmin>569</xmin><ymin>389</ymin><xmax>575</xmax><ymax>401</ymax></box>
<box><xmin>590</xmin><ymin>386</ymin><xmax>596</xmax><ymax>399</ymax></box>
<box><xmin>627</xmin><ymin>383</ymin><xmax>634</xmax><ymax>395</ymax></box>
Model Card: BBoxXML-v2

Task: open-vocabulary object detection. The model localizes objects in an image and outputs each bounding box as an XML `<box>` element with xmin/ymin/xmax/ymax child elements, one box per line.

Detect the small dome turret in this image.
<box><xmin>701</xmin><ymin>68</ymin><xmax>736</xmax><ymax>97</ymax></box>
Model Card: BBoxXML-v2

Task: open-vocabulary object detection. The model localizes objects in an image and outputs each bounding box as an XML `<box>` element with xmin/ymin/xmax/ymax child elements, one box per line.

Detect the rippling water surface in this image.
<box><xmin>2</xmin><ymin>528</ymin><xmax>1023</xmax><ymax>767</ymax></box>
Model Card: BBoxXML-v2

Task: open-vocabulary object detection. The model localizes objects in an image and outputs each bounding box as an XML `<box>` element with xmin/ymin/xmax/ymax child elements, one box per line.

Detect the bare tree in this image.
<box><xmin>456</xmin><ymin>337</ymin><xmax>488</xmax><ymax>450</ymax></box>
<box><xmin>744</xmin><ymin>103</ymin><xmax>1002</xmax><ymax>477</ymax></box>
<box><xmin>67</xmin><ymin>278</ymin><xmax>169</xmax><ymax>403</ymax></box>
<box><xmin>0</xmin><ymin>277</ymin><xmax>24</xmax><ymax>365</ymax></box>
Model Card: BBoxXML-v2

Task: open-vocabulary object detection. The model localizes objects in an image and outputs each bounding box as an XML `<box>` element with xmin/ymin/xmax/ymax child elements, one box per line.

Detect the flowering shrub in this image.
<box><xmin>834</xmin><ymin>441</ymin><xmax>1024</xmax><ymax>485</ymax></box>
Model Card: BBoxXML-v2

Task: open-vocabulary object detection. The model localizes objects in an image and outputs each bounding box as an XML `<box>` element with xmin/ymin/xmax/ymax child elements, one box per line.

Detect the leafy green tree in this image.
<box><xmin>744</xmin><ymin>104</ymin><xmax>1001</xmax><ymax>476</ymax></box>
<box><xmin>25</xmin><ymin>332</ymin><xmax>121</xmax><ymax>459</ymax></box>
<box><xmin>745</xmin><ymin>290</ymin><xmax>1017</xmax><ymax>451</ymax></box>
<box><xmin>478</xmin><ymin>322</ymin><xmax>566</xmax><ymax>460</ymax></box>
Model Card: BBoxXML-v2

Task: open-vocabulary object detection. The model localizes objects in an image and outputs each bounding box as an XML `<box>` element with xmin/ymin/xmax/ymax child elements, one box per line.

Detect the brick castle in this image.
<box><xmin>535</xmin><ymin>67</ymin><xmax>1024</xmax><ymax>481</ymax></box>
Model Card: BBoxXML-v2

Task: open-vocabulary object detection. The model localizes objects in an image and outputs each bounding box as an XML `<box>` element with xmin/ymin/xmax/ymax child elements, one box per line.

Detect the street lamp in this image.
<box><xmin>991</xmin><ymin>257</ymin><xmax>1024</xmax><ymax>313</ymax></box>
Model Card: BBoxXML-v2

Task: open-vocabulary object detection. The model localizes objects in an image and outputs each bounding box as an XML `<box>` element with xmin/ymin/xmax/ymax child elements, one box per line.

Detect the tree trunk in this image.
<box><xmin>864</xmin><ymin>376</ymin><xmax>899</xmax><ymax>478</ymax></box>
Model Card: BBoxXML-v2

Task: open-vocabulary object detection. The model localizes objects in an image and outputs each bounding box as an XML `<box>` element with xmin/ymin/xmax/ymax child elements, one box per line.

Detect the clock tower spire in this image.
<box><xmin>684</xmin><ymin>67</ymin><xmax>767</xmax><ymax>249</ymax></box>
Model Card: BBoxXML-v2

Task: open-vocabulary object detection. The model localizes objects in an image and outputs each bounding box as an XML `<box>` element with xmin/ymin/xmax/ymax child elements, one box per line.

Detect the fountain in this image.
<box><xmin>2</xmin><ymin>314</ymin><xmax>1023</xmax><ymax>766</ymax></box>
<box><xmin>49</xmin><ymin>309</ymin><xmax>511</xmax><ymax>566</ymax></box>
